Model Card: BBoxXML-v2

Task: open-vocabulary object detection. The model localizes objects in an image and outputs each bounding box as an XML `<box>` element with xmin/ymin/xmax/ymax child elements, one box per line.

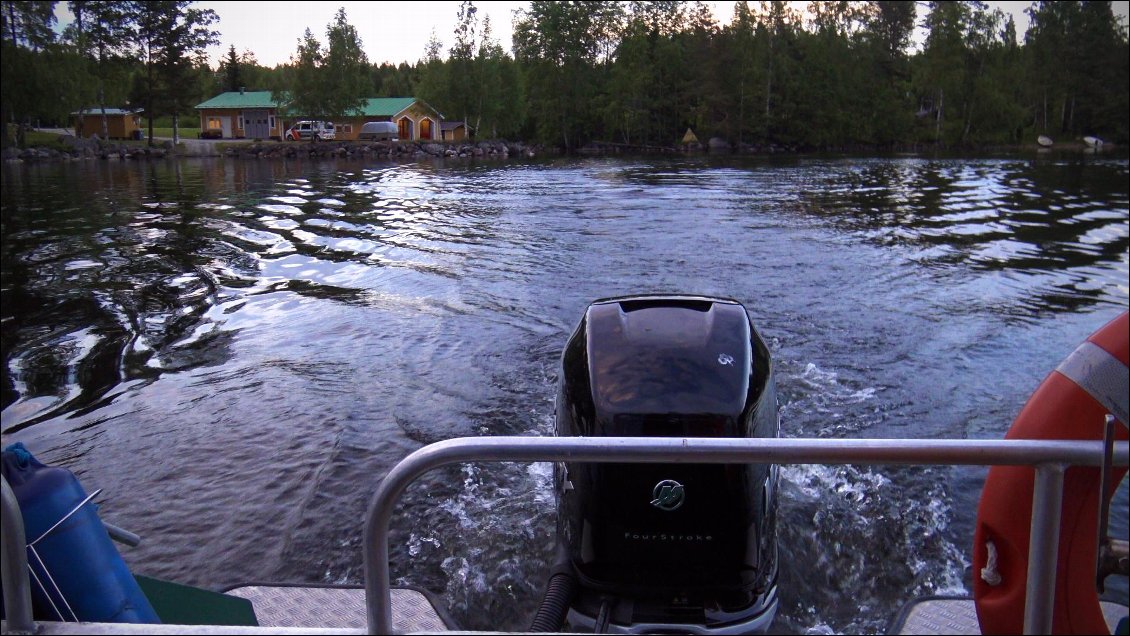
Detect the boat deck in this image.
<box><xmin>889</xmin><ymin>597</ymin><xmax>1128</xmax><ymax>635</ymax></box>
<box><xmin>224</xmin><ymin>585</ymin><xmax>450</xmax><ymax>632</ymax></box>
<box><xmin>9</xmin><ymin>592</ymin><xmax>1127</xmax><ymax>635</ymax></box>
<box><xmin>2</xmin><ymin>584</ymin><xmax>452</xmax><ymax>635</ymax></box>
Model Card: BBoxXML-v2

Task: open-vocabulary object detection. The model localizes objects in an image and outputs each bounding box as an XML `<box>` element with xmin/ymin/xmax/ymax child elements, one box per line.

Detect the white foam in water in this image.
<box><xmin>903</xmin><ymin>492</ymin><xmax>969</xmax><ymax>597</ymax></box>
<box><xmin>780</xmin><ymin>460</ymin><xmax>970</xmax><ymax>630</ymax></box>
<box><xmin>441</xmin><ymin>555</ymin><xmax>490</xmax><ymax>594</ymax></box>
<box><xmin>407</xmin><ymin>532</ymin><xmax>442</xmax><ymax>557</ymax></box>
<box><xmin>798</xmin><ymin>362</ymin><xmax>877</xmax><ymax>405</ymax></box>
<box><xmin>783</xmin><ymin>361</ymin><xmax>882</xmax><ymax>437</ymax></box>
<box><xmin>435</xmin><ymin>465</ymin><xmax>483</xmax><ymax>529</ymax></box>
<box><xmin>783</xmin><ymin>463</ymin><xmax>891</xmax><ymax>502</ymax></box>
<box><xmin>527</xmin><ymin>461</ymin><xmax>554</xmax><ymax>505</ymax></box>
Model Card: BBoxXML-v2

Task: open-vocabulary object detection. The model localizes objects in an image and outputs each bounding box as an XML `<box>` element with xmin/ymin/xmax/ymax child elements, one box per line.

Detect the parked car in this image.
<box><xmin>199</xmin><ymin>129</ymin><xmax>223</xmax><ymax>139</ymax></box>
<box><xmin>357</xmin><ymin>121</ymin><xmax>398</xmax><ymax>142</ymax></box>
<box><xmin>286</xmin><ymin>120</ymin><xmax>335</xmax><ymax>141</ymax></box>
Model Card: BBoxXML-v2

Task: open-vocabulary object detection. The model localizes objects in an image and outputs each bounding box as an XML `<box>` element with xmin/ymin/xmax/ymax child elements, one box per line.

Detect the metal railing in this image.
<box><xmin>5</xmin><ymin>436</ymin><xmax>1128</xmax><ymax>635</ymax></box>
<box><xmin>2</xmin><ymin>476</ymin><xmax>35</xmax><ymax>633</ymax></box>
<box><xmin>363</xmin><ymin>436</ymin><xmax>1128</xmax><ymax>634</ymax></box>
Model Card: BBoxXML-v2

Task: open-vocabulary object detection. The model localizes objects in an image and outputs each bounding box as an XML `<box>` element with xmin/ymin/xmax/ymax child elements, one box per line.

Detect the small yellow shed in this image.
<box><xmin>441</xmin><ymin>121</ymin><xmax>471</xmax><ymax>141</ymax></box>
<box><xmin>72</xmin><ymin>108</ymin><xmax>142</xmax><ymax>139</ymax></box>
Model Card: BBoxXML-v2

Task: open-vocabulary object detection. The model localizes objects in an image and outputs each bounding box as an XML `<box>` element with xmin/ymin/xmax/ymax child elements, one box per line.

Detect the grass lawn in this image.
<box><xmin>19</xmin><ymin>129</ymin><xmax>140</xmax><ymax>150</ymax></box>
<box><xmin>7</xmin><ymin>125</ymin><xmax>71</xmax><ymax>150</ymax></box>
<box><xmin>11</xmin><ymin>125</ymin><xmax>157</xmax><ymax>148</ymax></box>
<box><xmin>148</xmin><ymin>127</ymin><xmax>200</xmax><ymax>139</ymax></box>
<box><xmin>14</xmin><ymin>127</ymin><xmax>188</xmax><ymax>152</ymax></box>
<box><xmin>23</xmin><ymin>129</ymin><xmax>71</xmax><ymax>149</ymax></box>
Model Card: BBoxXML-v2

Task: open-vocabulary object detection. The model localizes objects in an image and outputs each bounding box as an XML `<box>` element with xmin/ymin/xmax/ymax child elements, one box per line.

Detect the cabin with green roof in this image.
<box><xmin>194</xmin><ymin>91</ymin><xmax>445</xmax><ymax>142</ymax></box>
<box><xmin>195</xmin><ymin>90</ymin><xmax>282</xmax><ymax>140</ymax></box>
<box><xmin>337</xmin><ymin>97</ymin><xmax>444</xmax><ymax>141</ymax></box>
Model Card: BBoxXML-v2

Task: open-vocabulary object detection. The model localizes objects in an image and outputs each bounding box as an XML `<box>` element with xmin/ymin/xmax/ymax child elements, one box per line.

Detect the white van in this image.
<box><xmin>357</xmin><ymin>121</ymin><xmax>398</xmax><ymax>142</ymax></box>
<box><xmin>286</xmin><ymin>121</ymin><xmax>335</xmax><ymax>141</ymax></box>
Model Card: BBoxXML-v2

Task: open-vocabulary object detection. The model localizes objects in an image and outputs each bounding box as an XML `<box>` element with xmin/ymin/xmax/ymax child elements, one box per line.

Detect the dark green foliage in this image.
<box><xmin>1025</xmin><ymin>1</ymin><xmax>1128</xmax><ymax>141</ymax></box>
<box><xmin>220</xmin><ymin>44</ymin><xmax>242</xmax><ymax>92</ymax></box>
<box><xmin>237</xmin><ymin>51</ymin><xmax>282</xmax><ymax>93</ymax></box>
<box><xmin>274</xmin><ymin>8</ymin><xmax>370</xmax><ymax>122</ymax></box>
<box><xmin>372</xmin><ymin>62</ymin><xmax>418</xmax><ymax>98</ymax></box>
<box><xmin>415</xmin><ymin>30</ymin><xmax>448</xmax><ymax>114</ymax></box>
<box><xmin>65</xmin><ymin>1</ymin><xmax>135</xmax><ymax>140</ymax></box>
<box><xmin>1</xmin><ymin>0</ymin><xmax>57</xmax><ymax>146</ymax></box>
<box><xmin>132</xmin><ymin>0</ymin><xmax>219</xmax><ymax>144</ymax></box>
<box><xmin>513</xmin><ymin>0</ymin><xmax>622</xmax><ymax>148</ymax></box>
<box><xmin>448</xmin><ymin>1</ymin><xmax>477</xmax><ymax>128</ymax></box>
<box><xmin>603</xmin><ymin>2</ymin><xmax>696</xmax><ymax>145</ymax></box>
<box><xmin>1</xmin><ymin>0</ymin><xmax>56</xmax><ymax>49</ymax></box>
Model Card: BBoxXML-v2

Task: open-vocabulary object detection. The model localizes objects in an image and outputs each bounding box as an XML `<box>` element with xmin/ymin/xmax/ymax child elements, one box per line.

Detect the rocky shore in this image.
<box><xmin>578</xmin><ymin>137</ymin><xmax>802</xmax><ymax>155</ymax></box>
<box><xmin>1</xmin><ymin>134</ymin><xmax>543</xmax><ymax>163</ymax></box>
<box><xmin>221</xmin><ymin>139</ymin><xmax>539</xmax><ymax>160</ymax></box>
<box><xmin>2</xmin><ymin>135</ymin><xmax>180</xmax><ymax>162</ymax></box>
<box><xmin>3</xmin><ymin>133</ymin><xmax>1118</xmax><ymax>164</ymax></box>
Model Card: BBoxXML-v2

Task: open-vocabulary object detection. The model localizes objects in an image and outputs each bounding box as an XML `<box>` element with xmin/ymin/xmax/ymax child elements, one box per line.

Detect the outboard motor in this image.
<box><xmin>548</xmin><ymin>295</ymin><xmax>779</xmax><ymax>634</ymax></box>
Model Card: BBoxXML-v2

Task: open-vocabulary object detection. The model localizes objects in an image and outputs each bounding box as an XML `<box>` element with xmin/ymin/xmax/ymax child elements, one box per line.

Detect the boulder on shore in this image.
<box><xmin>708</xmin><ymin>137</ymin><xmax>731</xmax><ymax>153</ymax></box>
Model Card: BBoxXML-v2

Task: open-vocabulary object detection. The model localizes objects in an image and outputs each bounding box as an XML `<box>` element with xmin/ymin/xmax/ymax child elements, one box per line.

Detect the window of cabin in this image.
<box><xmin>208</xmin><ymin>117</ymin><xmax>222</xmax><ymax>130</ymax></box>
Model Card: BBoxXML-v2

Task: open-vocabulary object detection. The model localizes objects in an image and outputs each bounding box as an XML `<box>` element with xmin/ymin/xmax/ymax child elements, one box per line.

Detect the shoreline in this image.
<box><xmin>1</xmin><ymin>133</ymin><xmax>1122</xmax><ymax>164</ymax></box>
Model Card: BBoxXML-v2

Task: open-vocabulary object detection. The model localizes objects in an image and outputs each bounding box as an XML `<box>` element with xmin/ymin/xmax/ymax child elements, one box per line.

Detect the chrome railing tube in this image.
<box><xmin>1</xmin><ymin>475</ymin><xmax>36</xmax><ymax>634</ymax></box>
<box><xmin>1024</xmin><ymin>463</ymin><xmax>1066</xmax><ymax>635</ymax></box>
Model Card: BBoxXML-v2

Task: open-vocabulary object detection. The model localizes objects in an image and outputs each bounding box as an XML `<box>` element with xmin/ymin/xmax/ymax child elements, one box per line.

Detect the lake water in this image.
<box><xmin>2</xmin><ymin>153</ymin><xmax>1127</xmax><ymax>633</ymax></box>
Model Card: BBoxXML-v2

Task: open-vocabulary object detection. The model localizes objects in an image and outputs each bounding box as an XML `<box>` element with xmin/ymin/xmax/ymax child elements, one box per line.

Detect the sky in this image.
<box><xmin>53</xmin><ymin>1</ymin><xmax>1130</xmax><ymax>69</ymax></box>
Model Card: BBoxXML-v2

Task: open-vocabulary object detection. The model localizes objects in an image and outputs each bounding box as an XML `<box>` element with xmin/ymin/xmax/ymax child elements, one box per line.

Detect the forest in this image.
<box><xmin>2</xmin><ymin>1</ymin><xmax>1128</xmax><ymax>151</ymax></box>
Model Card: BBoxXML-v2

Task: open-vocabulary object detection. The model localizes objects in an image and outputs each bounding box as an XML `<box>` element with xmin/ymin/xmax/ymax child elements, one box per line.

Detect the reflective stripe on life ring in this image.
<box><xmin>973</xmin><ymin>311</ymin><xmax>1129</xmax><ymax>635</ymax></box>
<box><xmin>1056</xmin><ymin>341</ymin><xmax>1129</xmax><ymax>426</ymax></box>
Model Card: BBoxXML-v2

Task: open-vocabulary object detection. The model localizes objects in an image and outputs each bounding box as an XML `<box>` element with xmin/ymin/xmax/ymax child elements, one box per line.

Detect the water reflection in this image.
<box><xmin>1</xmin><ymin>155</ymin><xmax>1126</xmax><ymax>633</ymax></box>
<box><xmin>799</xmin><ymin>158</ymin><xmax>1129</xmax><ymax>314</ymax></box>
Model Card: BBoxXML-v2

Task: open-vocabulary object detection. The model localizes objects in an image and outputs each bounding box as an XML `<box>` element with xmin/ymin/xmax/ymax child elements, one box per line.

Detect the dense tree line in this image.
<box><xmin>2</xmin><ymin>0</ymin><xmax>219</xmax><ymax>146</ymax></box>
<box><xmin>504</xmin><ymin>0</ymin><xmax>1127</xmax><ymax>149</ymax></box>
<box><xmin>3</xmin><ymin>1</ymin><xmax>1127</xmax><ymax>150</ymax></box>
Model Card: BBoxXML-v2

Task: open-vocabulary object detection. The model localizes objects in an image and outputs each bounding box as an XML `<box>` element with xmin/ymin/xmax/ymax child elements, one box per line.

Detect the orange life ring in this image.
<box><xmin>973</xmin><ymin>311</ymin><xmax>1128</xmax><ymax>635</ymax></box>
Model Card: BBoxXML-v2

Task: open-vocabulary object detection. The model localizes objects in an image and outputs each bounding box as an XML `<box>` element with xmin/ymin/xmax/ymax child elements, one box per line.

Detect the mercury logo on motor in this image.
<box><xmin>650</xmin><ymin>479</ymin><xmax>685</xmax><ymax>511</ymax></box>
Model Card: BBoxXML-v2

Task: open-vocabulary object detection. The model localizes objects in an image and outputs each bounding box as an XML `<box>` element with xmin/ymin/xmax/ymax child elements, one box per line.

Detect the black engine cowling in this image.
<box><xmin>554</xmin><ymin>295</ymin><xmax>779</xmax><ymax>632</ymax></box>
